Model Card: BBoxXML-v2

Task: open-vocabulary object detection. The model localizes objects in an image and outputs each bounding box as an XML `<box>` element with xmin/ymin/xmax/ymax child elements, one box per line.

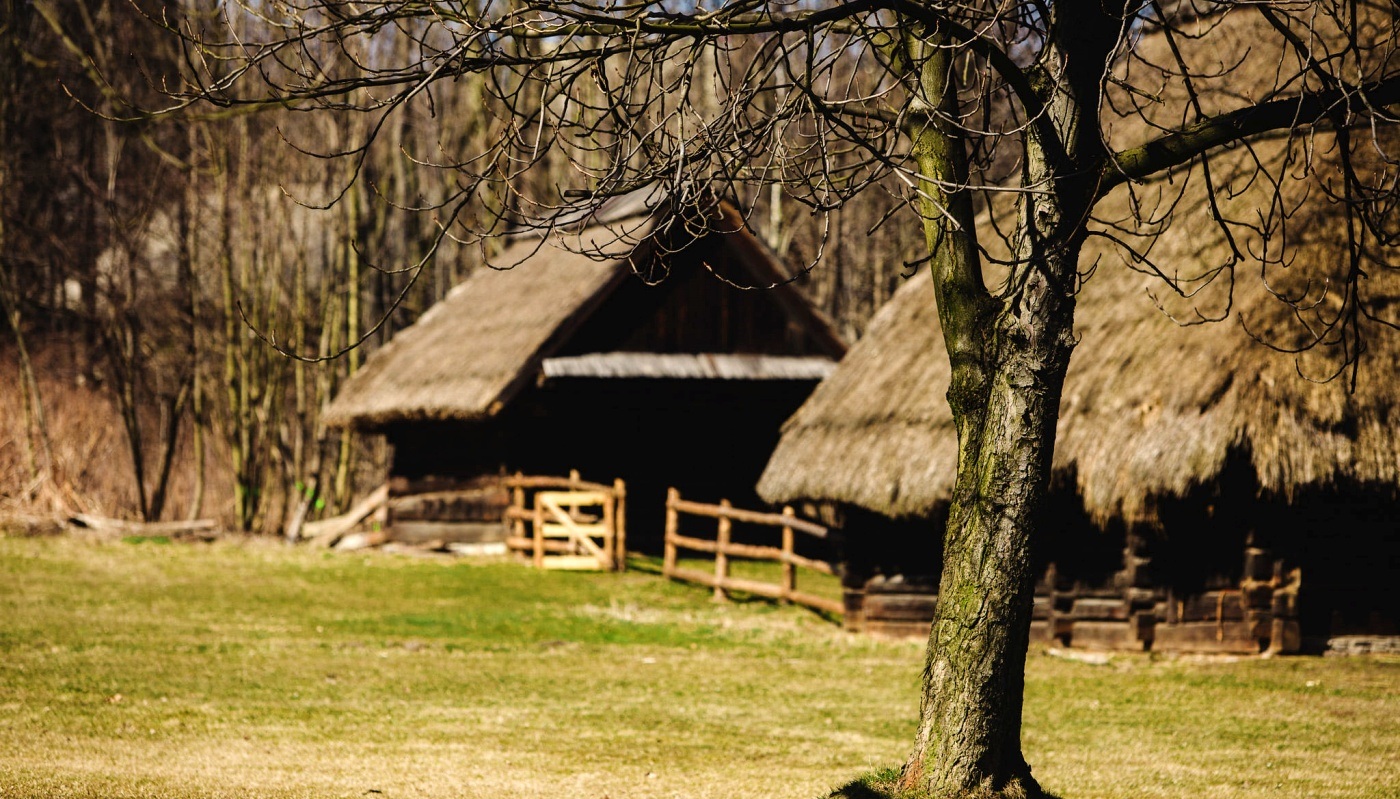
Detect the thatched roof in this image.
<box><xmin>758</xmin><ymin>147</ymin><xmax>1400</xmax><ymax>522</ymax></box>
<box><xmin>325</xmin><ymin>199</ymin><xmax>844</xmax><ymax>429</ymax></box>
<box><xmin>758</xmin><ymin>12</ymin><xmax>1400</xmax><ymax>523</ymax></box>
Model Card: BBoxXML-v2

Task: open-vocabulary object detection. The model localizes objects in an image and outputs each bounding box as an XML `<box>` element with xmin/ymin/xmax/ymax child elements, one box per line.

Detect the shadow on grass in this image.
<box><xmin>625</xmin><ymin>554</ymin><xmax>844</xmax><ymax>624</ymax></box>
<box><xmin>825</xmin><ymin>766</ymin><xmax>1064</xmax><ymax>799</ymax></box>
<box><xmin>826</xmin><ymin>767</ymin><xmax>902</xmax><ymax>799</ymax></box>
<box><xmin>624</xmin><ymin>554</ymin><xmax>665</xmax><ymax>575</ymax></box>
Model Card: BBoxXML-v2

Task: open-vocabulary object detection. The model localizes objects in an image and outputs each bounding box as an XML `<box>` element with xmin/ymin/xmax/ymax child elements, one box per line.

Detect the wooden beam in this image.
<box><xmin>297</xmin><ymin>484</ymin><xmax>389</xmax><ymax>543</ymax></box>
<box><xmin>668</xmin><ymin>497</ymin><xmax>828</xmax><ymax>538</ymax></box>
<box><xmin>501</xmin><ymin>474</ymin><xmax>615</xmax><ymax>493</ymax></box>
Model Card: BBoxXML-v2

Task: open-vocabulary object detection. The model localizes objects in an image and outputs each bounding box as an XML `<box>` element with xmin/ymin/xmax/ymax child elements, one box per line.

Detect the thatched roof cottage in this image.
<box><xmin>758</xmin><ymin>15</ymin><xmax>1400</xmax><ymax>652</ymax></box>
<box><xmin>327</xmin><ymin>191</ymin><xmax>846</xmax><ymax>549</ymax></box>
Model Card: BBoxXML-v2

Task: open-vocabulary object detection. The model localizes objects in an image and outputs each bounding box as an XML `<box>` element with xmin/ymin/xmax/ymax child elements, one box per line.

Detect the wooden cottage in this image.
<box><xmin>325</xmin><ymin>193</ymin><xmax>846</xmax><ymax>551</ymax></box>
<box><xmin>758</xmin><ymin>18</ymin><xmax>1400</xmax><ymax>653</ymax></box>
<box><xmin>758</xmin><ymin>188</ymin><xmax>1400</xmax><ymax>651</ymax></box>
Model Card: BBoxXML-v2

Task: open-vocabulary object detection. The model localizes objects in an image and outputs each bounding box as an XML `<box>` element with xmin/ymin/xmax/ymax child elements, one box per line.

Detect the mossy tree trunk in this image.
<box><xmin>895</xmin><ymin>8</ymin><xmax>1112</xmax><ymax>796</ymax></box>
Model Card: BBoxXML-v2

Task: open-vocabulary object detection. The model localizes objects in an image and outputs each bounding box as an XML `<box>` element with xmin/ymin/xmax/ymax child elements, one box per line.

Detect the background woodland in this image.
<box><xmin>0</xmin><ymin>0</ymin><xmax>923</xmax><ymax>531</ymax></box>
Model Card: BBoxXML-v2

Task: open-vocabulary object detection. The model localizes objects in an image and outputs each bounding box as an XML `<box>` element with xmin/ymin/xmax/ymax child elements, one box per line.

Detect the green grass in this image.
<box><xmin>0</xmin><ymin>536</ymin><xmax>1397</xmax><ymax>799</ymax></box>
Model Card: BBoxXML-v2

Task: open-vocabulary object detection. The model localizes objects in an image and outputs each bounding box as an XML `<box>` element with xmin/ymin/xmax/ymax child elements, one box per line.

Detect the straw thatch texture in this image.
<box><xmin>759</xmin><ymin>135</ymin><xmax>1400</xmax><ymax>522</ymax></box>
<box><xmin>759</xmin><ymin>11</ymin><xmax>1400</xmax><ymax>523</ymax></box>
<box><xmin>323</xmin><ymin>223</ymin><xmax>650</xmax><ymax>428</ymax></box>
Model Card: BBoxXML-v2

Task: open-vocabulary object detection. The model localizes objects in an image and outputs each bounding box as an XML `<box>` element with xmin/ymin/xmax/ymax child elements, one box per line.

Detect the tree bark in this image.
<box><xmin>900</xmin><ymin>254</ymin><xmax>1077</xmax><ymax>797</ymax></box>
<box><xmin>897</xmin><ymin>14</ymin><xmax>1096</xmax><ymax>797</ymax></box>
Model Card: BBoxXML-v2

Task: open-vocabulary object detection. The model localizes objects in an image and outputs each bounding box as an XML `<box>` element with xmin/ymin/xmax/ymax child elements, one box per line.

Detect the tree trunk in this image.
<box><xmin>896</xmin><ymin>22</ymin><xmax>1089</xmax><ymax>797</ymax></box>
<box><xmin>900</xmin><ymin>263</ymin><xmax>1077</xmax><ymax>797</ymax></box>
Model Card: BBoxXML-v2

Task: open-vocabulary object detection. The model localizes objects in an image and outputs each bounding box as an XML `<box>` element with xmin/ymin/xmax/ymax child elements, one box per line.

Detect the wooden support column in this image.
<box><xmin>511</xmin><ymin>473</ymin><xmax>525</xmax><ymax>556</ymax></box>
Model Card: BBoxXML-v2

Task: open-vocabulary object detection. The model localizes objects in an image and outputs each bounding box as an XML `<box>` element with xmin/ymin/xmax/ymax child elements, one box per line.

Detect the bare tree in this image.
<box><xmin>137</xmin><ymin>1</ymin><xmax>1400</xmax><ymax>796</ymax></box>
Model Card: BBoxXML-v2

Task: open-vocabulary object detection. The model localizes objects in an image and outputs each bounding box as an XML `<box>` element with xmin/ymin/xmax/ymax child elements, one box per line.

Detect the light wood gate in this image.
<box><xmin>532</xmin><ymin>490</ymin><xmax>617</xmax><ymax>570</ymax></box>
<box><xmin>503</xmin><ymin>472</ymin><xmax>627</xmax><ymax>571</ymax></box>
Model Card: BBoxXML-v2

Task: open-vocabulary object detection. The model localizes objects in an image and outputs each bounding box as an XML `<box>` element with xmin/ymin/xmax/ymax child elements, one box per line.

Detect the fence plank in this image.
<box><xmin>720</xmin><ymin>576</ymin><xmax>783</xmax><ymax>599</ymax></box>
<box><xmin>668</xmin><ymin>498</ymin><xmax>828</xmax><ymax>538</ymax></box>
<box><xmin>669</xmin><ymin>566</ymin><xmax>718</xmax><ymax>587</ymax></box>
<box><xmin>783</xmin><ymin>551</ymin><xmax>835</xmax><ymax>576</ymax></box>
<box><xmin>662</xmin><ymin>490</ymin><xmax>841</xmax><ymax>619</ymax></box>
<box><xmin>669</xmin><ymin>534</ymin><xmax>783</xmax><ymax>561</ymax></box>
<box><xmin>787</xmin><ymin>590</ymin><xmax>844</xmax><ymax>616</ymax></box>
<box><xmin>507</xmin><ymin>536</ymin><xmax>582</xmax><ymax>554</ymax></box>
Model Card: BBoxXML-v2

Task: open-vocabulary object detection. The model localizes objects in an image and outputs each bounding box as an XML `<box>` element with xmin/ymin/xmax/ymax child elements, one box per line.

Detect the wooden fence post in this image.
<box><xmin>781</xmin><ymin>505</ymin><xmax>796</xmax><ymax>604</ymax></box>
<box><xmin>663</xmin><ymin>487</ymin><xmax>679</xmax><ymax>578</ymax></box>
<box><xmin>714</xmin><ymin>499</ymin><xmax>732</xmax><ymax>602</ymax></box>
<box><xmin>532</xmin><ymin>496</ymin><xmax>545</xmax><ymax>569</ymax></box>
<box><xmin>613</xmin><ymin>478</ymin><xmax>627</xmax><ymax>572</ymax></box>
<box><xmin>601</xmin><ymin>490</ymin><xmax>616</xmax><ymax>571</ymax></box>
<box><xmin>511</xmin><ymin>472</ymin><xmax>525</xmax><ymax>551</ymax></box>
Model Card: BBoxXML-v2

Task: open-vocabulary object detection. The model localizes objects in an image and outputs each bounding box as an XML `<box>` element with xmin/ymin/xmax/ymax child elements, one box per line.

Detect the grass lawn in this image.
<box><xmin>0</xmin><ymin>535</ymin><xmax>1396</xmax><ymax>799</ymax></box>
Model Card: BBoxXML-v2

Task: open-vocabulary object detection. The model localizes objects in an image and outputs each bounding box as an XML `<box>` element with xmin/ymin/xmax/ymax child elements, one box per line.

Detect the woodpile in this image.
<box><xmin>299</xmin><ymin>484</ymin><xmax>389</xmax><ymax>548</ymax></box>
<box><xmin>67</xmin><ymin>514</ymin><xmax>219</xmax><ymax>541</ymax></box>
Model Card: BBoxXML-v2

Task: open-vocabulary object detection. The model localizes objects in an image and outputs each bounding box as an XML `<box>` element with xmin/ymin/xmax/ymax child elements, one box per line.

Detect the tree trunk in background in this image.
<box><xmin>218</xmin><ymin>130</ymin><xmax>255</xmax><ymax>531</ymax></box>
<box><xmin>331</xmin><ymin>175</ymin><xmax>363</xmax><ymax>515</ymax></box>
<box><xmin>183</xmin><ymin>126</ymin><xmax>206</xmax><ymax>521</ymax></box>
<box><xmin>0</xmin><ymin>276</ymin><xmax>52</xmax><ymax>497</ymax></box>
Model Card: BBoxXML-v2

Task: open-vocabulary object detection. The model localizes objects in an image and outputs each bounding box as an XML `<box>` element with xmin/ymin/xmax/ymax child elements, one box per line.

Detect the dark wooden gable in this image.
<box><xmin>555</xmin><ymin>231</ymin><xmax>834</xmax><ymax>358</ymax></box>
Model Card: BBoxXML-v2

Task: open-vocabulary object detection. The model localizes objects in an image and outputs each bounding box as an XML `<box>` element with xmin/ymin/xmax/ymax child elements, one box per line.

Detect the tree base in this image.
<box><xmin>826</xmin><ymin>766</ymin><xmax>1057</xmax><ymax>799</ymax></box>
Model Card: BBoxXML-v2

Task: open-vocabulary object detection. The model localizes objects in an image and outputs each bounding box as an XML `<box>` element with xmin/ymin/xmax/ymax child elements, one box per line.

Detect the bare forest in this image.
<box><xmin>0</xmin><ymin>0</ymin><xmax>919</xmax><ymax>532</ymax></box>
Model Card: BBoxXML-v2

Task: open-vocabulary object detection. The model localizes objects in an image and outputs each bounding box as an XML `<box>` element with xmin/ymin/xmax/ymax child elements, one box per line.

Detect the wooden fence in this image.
<box><xmin>503</xmin><ymin>471</ymin><xmax>627</xmax><ymax>571</ymax></box>
<box><xmin>662</xmin><ymin>487</ymin><xmax>842</xmax><ymax>617</ymax></box>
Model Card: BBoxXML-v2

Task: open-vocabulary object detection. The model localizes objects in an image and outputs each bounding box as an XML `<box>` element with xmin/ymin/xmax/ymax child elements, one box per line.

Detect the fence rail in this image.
<box><xmin>662</xmin><ymin>488</ymin><xmax>842</xmax><ymax>617</ymax></box>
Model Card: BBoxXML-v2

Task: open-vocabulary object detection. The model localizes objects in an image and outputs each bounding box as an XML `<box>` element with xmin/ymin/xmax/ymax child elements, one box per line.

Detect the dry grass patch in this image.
<box><xmin>1</xmin><ymin>536</ymin><xmax>1396</xmax><ymax>799</ymax></box>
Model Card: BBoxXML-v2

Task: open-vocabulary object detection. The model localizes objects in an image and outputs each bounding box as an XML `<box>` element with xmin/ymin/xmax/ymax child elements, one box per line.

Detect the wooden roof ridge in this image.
<box><xmin>540</xmin><ymin>352</ymin><xmax>837</xmax><ymax>381</ymax></box>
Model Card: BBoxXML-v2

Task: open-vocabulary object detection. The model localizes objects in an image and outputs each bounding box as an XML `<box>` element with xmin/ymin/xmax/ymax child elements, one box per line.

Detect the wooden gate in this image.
<box><xmin>503</xmin><ymin>472</ymin><xmax>627</xmax><ymax>571</ymax></box>
<box><xmin>532</xmin><ymin>490</ymin><xmax>617</xmax><ymax>570</ymax></box>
